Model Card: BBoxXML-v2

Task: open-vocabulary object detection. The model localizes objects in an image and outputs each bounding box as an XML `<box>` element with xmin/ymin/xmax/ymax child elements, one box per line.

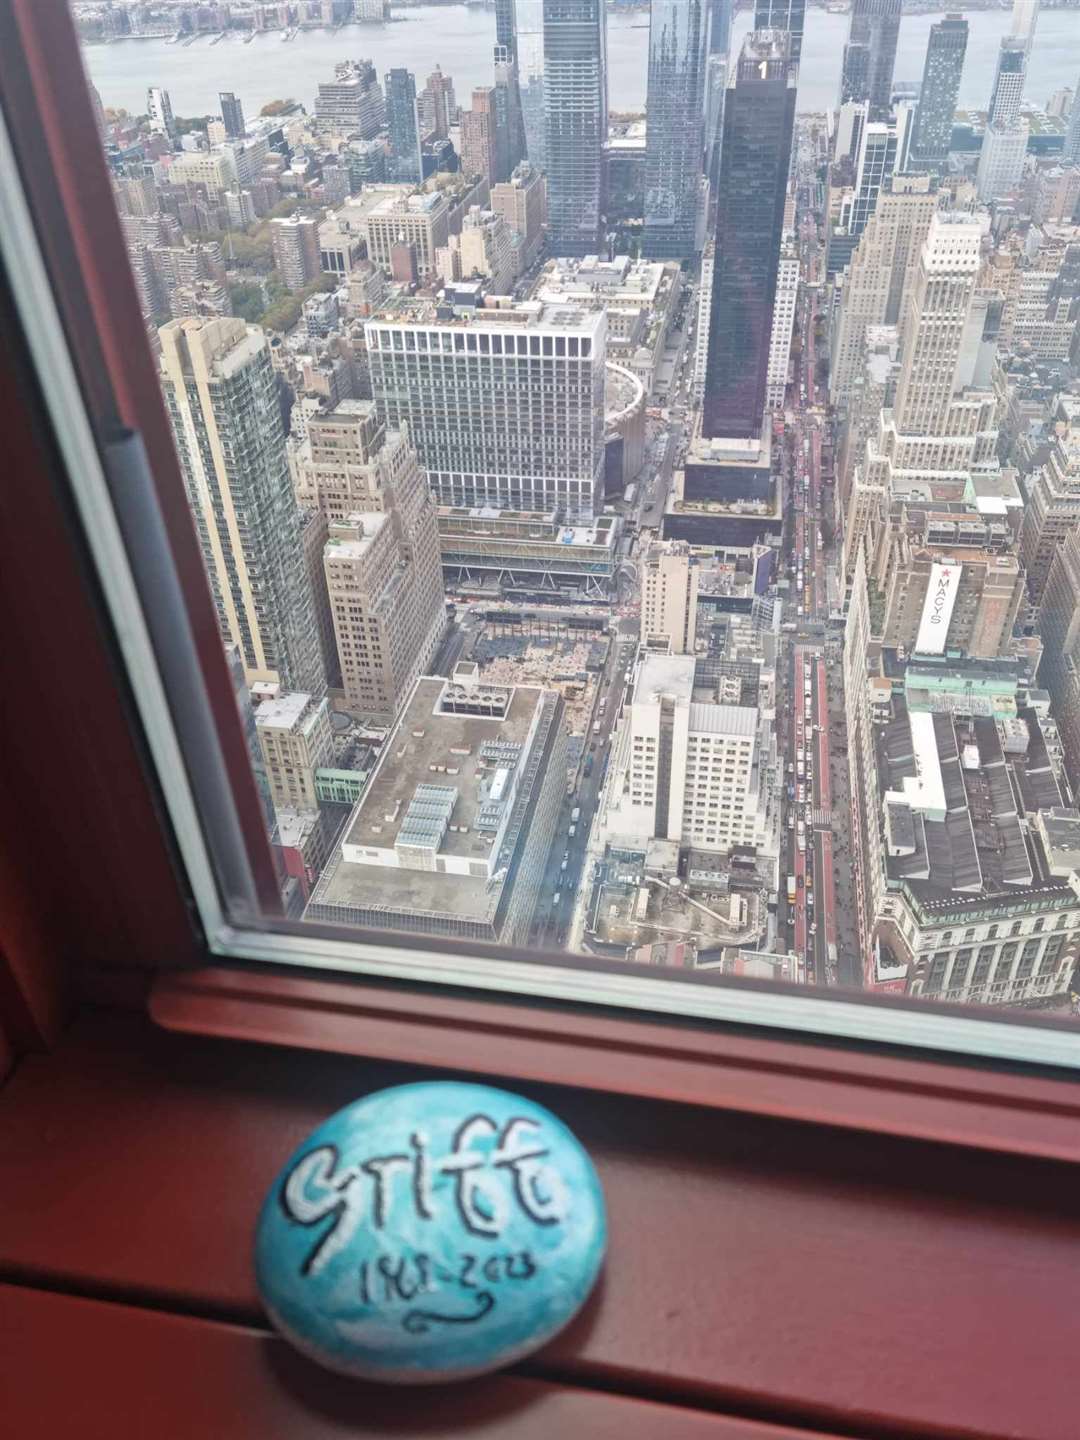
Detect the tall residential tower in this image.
<box><xmin>838</xmin><ymin>0</ymin><xmax>902</xmax><ymax>122</ymax></box>
<box><xmin>908</xmin><ymin>15</ymin><xmax>968</xmax><ymax>173</ymax></box>
<box><xmin>643</xmin><ymin>0</ymin><xmax>709</xmax><ymax>259</ymax></box>
<box><xmin>543</xmin><ymin>0</ymin><xmax>607</xmax><ymax>257</ymax></box>
<box><xmin>160</xmin><ymin>317</ymin><xmax>325</xmax><ymax>696</ymax></box>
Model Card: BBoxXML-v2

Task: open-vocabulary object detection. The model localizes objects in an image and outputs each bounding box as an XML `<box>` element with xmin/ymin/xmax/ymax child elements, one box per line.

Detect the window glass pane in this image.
<box><xmin>9</xmin><ymin>0</ymin><xmax>1077</xmax><ymax>1063</ymax></box>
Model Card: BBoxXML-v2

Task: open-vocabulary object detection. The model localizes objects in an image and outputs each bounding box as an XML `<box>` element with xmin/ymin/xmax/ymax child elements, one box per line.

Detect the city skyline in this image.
<box><xmin>77</xmin><ymin>0</ymin><xmax>1080</xmax><ymax>1006</ymax></box>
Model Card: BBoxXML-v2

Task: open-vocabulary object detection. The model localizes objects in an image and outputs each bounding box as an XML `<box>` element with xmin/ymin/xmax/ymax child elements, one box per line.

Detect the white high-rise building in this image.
<box><xmin>366</xmin><ymin>301</ymin><xmax>607</xmax><ymax>522</ymax></box>
<box><xmin>642</xmin><ymin>541</ymin><xmax>699</xmax><ymax>655</ymax></box>
<box><xmin>147</xmin><ymin>85</ymin><xmax>175</xmax><ymax>138</ymax></box>
<box><xmin>976</xmin><ymin>36</ymin><xmax>1030</xmax><ymax>202</ymax></box>
<box><xmin>1011</xmin><ymin>0</ymin><xmax>1039</xmax><ymax>51</ymax></box>
<box><xmin>160</xmin><ymin>317</ymin><xmax>325</xmax><ymax>696</ymax></box>
<box><xmin>1065</xmin><ymin>77</ymin><xmax>1080</xmax><ymax>166</ymax></box>
<box><xmin>692</xmin><ymin>241</ymin><xmax>715</xmax><ymax>404</ymax></box>
<box><xmin>599</xmin><ymin>654</ymin><xmax>771</xmax><ymax>856</ymax></box>
<box><xmin>766</xmin><ymin>249</ymin><xmax>800</xmax><ymax>408</ymax></box>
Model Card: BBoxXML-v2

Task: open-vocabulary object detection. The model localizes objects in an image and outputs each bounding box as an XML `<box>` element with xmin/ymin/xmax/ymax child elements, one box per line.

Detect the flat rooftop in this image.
<box><xmin>314</xmin><ymin>676</ymin><xmax>550</xmax><ymax>920</ymax></box>
<box><xmin>635</xmin><ymin>653</ymin><xmax>696</xmax><ymax>704</ymax></box>
<box><xmin>254</xmin><ymin>691</ymin><xmax>316</xmax><ymax>731</ymax></box>
<box><xmin>369</xmin><ymin>295</ymin><xmax>604</xmax><ymax>333</ymax></box>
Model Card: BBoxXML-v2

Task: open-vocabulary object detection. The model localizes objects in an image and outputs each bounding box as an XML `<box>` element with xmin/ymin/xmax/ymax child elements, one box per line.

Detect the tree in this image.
<box><xmin>174</xmin><ymin>115</ymin><xmax>212</xmax><ymax>137</ymax></box>
<box><xmin>260</xmin><ymin>99</ymin><xmax>296</xmax><ymax>117</ymax></box>
<box><xmin>228</xmin><ymin>281</ymin><xmax>266</xmax><ymax>323</ymax></box>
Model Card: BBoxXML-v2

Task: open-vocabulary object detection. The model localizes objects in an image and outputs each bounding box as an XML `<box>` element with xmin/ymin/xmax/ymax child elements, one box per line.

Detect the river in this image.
<box><xmin>83</xmin><ymin>3</ymin><xmax>1079</xmax><ymax>119</ymax></box>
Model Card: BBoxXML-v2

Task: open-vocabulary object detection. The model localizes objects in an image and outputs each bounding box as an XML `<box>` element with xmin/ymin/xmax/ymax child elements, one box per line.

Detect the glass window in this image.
<box><xmin>1</xmin><ymin>1</ymin><xmax>1077</xmax><ymax>1074</ymax></box>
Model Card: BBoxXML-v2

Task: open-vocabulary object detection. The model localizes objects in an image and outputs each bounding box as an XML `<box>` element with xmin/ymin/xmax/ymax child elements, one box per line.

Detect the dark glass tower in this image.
<box><xmin>219</xmin><ymin>91</ymin><xmax>245</xmax><ymax>139</ymax></box>
<box><xmin>494</xmin><ymin>0</ymin><xmax>527</xmax><ymax>178</ymax></box>
<box><xmin>909</xmin><ymin>15</ymin><xmax>968</xmax><ymax>172</ymax></box>
<box><xmin>543</xmin><ymin>0</ymin><xmax>607</xmax><ymax>258</ymax></box>
<box><xmin>643</xmin><ymin>0</ymin><xmax>708</xmax><ymax>259</ymax></box>
<box><xmin>709</xmin><ymin>0</ymin><xmax>733</xmax><ymax>56</ymax></box>
<box><xmin>385</xmin><ymin>68</ymin><xmax>423</xmax><ymax>185</ymax></box>
<box><xmin>754</xmin><ymin>0</ymin><xmax>806</xmax><ymax>63</ymax></box>
<box><xmin>703</xmin><ymin>30</ymin><xmax>796</xmax><ymax>441</ymax></box>
<box><xmin>839</xmin><ymin>0</ymin><xmax>901</xmax><ymax>122</ymax></box>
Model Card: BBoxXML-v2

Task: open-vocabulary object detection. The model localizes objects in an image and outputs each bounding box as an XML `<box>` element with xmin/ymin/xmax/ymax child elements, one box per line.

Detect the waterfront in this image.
<box><xmin>84</xmin><ymin>3</ymin><xmax>1080</xmax><ymax>119</ymax></box>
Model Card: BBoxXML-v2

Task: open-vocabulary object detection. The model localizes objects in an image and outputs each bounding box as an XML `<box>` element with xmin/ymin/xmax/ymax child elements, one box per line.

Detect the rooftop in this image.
<box><xmin>688</xmin><ymin>703</ymin><xmax>759</xmax><ymax>739</ymax></box>
<box><xmin>635</xmin><ymin>653</ymin><xmax>695</xmax><ymax>705</ymax></box>
<box><xmin>875</xmin><ymin>693</ymin><xmax>1074</xmax><ymax>909</ymax></box>
<box><xmin>368</xmin><ymin>295</ymin><xmax>604</xmax><ymax>333</ymax></box>
<box><xmin>313</xmin><ymin>675</ymin><xmax>554</xmax><ymax>921</ymax></box>
<box><xmin>254</xmin><ymin>691</ymin><xmax>320</xmax><ymax>733</ymax></box>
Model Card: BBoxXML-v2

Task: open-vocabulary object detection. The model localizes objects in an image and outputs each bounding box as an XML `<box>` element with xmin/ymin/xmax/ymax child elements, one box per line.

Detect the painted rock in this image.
<box><xmin>254</xmin><ymin>1081</ymin><xmax>606</xmax><ymax>1383</ymax></box>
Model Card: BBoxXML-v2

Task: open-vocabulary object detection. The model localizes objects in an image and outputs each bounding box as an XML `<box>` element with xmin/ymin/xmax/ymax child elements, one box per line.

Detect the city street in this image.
<box><xmin>778</xmin><ymin>119</ymin><xmax>861</xmax><ymax>989</ymax></box>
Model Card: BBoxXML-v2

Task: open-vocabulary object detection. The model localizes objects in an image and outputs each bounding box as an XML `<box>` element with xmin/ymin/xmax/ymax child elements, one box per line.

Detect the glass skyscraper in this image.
<box><xmin>494</xmin><ymin>0</ymin><xmax>527</xmax><ymax>178</ymax></box>
<box><xmin>839</xmin><ymin>0</ymin><xmax>902</xmax><ymax>122</ymax></box>
<box><xmin>384</xmin><ymin>67</ymin><xmax>423</xmax><ymax>185</ymax></box>
<box><xmin>643</xmin><ymin>0</ymin><xmax>709</xmax><ymax>259</ymax></box>
<box><xmin>709</xmin><ymin>0</ymin><xmax>733</xmax><ymax>56</ymax></box>
<box><xmin>703</xmin><ymin>30</ymin><xmax>796</xmax><ymax>441</ymax></box>
<box><xmin>753</xmin><ymin>0</ymin><xmax>805</xmax><ymax>63</ymax></box>
<box><xmin>908</xmin><ymin>15</ymin><xmax>968</xmax><ymax>172</ymax></box>
<box><xmin>543</xmin><ymin>0</ymin><xmax>607</xmax><ymax>258</ymax></box>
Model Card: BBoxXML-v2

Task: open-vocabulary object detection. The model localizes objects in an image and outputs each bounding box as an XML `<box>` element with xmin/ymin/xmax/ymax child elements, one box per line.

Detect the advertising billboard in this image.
<box><xmin>914</xmin><ymin>563</ymin><xmax>960</xmax><ymax>656</ymax></box>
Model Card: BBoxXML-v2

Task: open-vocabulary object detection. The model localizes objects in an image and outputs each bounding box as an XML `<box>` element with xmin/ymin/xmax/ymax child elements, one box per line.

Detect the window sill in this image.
<box><xmin>2</xmin><ymin>1010</ymin><xmax>1078</xmax><ymax>1439</ymax></box>
<box><xmin>150</xmin><ymin>965</ymin><xmax>1080</xmax><ymax>1165</ymax></box>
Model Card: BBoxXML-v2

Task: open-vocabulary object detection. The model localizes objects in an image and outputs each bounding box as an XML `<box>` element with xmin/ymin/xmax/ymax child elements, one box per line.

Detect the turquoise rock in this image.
<box><xmin>254</xmin><ymin>1081</ymin><xmax>606</xmax><ymax>1383</ymax></box>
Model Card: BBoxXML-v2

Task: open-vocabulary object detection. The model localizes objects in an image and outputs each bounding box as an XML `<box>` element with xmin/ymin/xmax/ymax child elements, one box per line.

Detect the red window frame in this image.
<box><xmin>2</xmin><ymin>11</ymin><xmax>1080</xmax><ymax>1434</ymax></box>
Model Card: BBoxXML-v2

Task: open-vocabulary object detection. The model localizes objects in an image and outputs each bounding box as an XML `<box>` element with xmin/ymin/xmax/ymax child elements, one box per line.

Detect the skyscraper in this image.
<box><xmin>709</xmin><ymin>0</ymin><xmax>733</xmax><ymax>57</ymax></box>
<box><xmin>219</xmin><ymin>91</ymin><xmax>245</xmax><ymax>140</ymax></box>
<box><xmin>643</xmin><ymin>0</ymin><xmax>708</xmax><ymax>259</ymax></box>
<box><xmin>385</xmin><ymin>67</ymin><xmax>423</xmax><ymax>185</ymax></box>
<box><xmin>1011</xmin><ymin>0</ymin><xmax>1039</xmax><ymax>52</ymax></box>
<box><xmin>418</xmin><ymin>67</ymin><xmax>456</xmax><ymax>140</ymax></box>
<box><xmin>315</xmin><ymin>402</ymin><xmax>445</xmax><ymax>726</ymax></box>
<box><xmin>838</xmin><ymin>0</ymin><xmax>901</xmax><ymax>122</ymax></box>
<box><xmin>366</xmin><ymin>301</ymin><xmax>607</xmax><ymax>522</ymax></box>
<box><xmin>494</xmin><ymin>0</ymin><xmax>528</xmax><ymax>178</ymax></box>
<box><xmin>753</xmin><ymin>0</ymin><xmax>805</xmax><ymax>63</ymax></box>
<box><xmin>702</xmin><ymin>30</ymin><xmax>796</xmax><ymax>442</ymax></box>
<box><xmin>976</xmin><ymin>37</ymin><xmax>1029</xmax><ymax>202</ymax></box>
<box><xmin>891</xmin><ymin>213</ymin><xmax>985</xmax><ymax>437</ymax></box>
<box><xmin>271</xmin><ymin>217</ymin><xmax>321</xmax><ymax>290</ymax></box>
<box><xmin>908</xmin><ymin>15</ymin><xmax>967</xmax><ymax>172</ymax></box>
<box><xmin>315</xmin><ymin>60</ymin><xmax>385</xmax><ymax>138</ymax></box>
<box><xmin>146</xmin><ymin>86</ymin><xmax>175</xmax><ymax>138</ymax></box>
<box><xmin>1066</xmin><ymin>77</ymin><xmax>1080</xmax><ymax>166</ymax></box>
<box><xmin>543</xmin><ymin>0</ymin><xmax>607</xmax><ymax>258</ymax></box>
<box><xmin>159</xmin><ymin>317</ymin><xmax>325</xmax><ymax>696</ymax></box>
<box><xmin>828</xmin><ymin>173</ymin><xmax>938</xmax><ymax>408</ymax></box>
<box><xmin>460</xmin><ymin>86</ymin><xmax>498</xmax><ymax>186</ymax></box>
<box><xmin>824</xmin><ymin>105</ymin><xmax>914</xmax><ymax>278</ymax></box>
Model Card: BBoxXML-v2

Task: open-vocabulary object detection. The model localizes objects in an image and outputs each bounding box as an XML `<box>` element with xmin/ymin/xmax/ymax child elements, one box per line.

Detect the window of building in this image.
<box><xmin>0</xmin><ymin>2</ymin><xmax>1075</xmax><ymax>1084</ymax></box>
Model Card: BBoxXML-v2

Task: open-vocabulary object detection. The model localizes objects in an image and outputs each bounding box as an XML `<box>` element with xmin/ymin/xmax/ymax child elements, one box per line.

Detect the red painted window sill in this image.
<box><xmin>2</xmin><ymin>1010</ymin><xmax>1079</xmax><ymax>1440</ymax></box>
<box><xmin>153</xmin><ymin>965</ymin><xmax>1080</xmax><ymax>1164</ymax></box>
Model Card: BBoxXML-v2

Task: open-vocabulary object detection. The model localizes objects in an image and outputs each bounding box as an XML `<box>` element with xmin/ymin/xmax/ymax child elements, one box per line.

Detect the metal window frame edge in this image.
<box><xmin>5</xmin><ymin>103</ymin><xmax>1080</xmax><ymax>1075</ymax></box>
